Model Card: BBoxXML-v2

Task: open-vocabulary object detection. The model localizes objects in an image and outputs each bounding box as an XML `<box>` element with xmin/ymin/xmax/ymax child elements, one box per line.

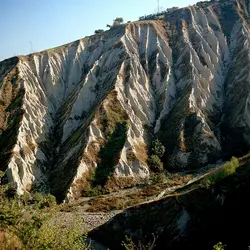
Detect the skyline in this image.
<box><xmin>0</xmin><ymin>0</ymin><xmax>205</xmax><ymax>61</ymax></box>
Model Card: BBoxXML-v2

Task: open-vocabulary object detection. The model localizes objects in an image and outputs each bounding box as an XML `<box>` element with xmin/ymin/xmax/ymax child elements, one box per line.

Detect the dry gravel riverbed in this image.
<box><xmin>50</xmin><ymin>209</ymin><xmax>122</xmax><ymax>249</ymax></box>
<box><xmin>51</xmin><ymin>209</ymin><xmax>122</xmax><ymax>233</ymax></box>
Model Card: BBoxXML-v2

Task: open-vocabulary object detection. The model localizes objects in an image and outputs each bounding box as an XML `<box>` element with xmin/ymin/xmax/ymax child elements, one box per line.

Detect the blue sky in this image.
<box><xmin>0</xmin><ymin>0</ymin><xmax>202</xmax><ymax>61</ymax></box>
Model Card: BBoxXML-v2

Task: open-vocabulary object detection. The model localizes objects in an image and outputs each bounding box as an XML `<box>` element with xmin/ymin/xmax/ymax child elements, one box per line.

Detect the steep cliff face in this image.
<box><xmin>1</xmin><ymin>0</ymin><xmax>250</xmax><ymax>200</ymax></box>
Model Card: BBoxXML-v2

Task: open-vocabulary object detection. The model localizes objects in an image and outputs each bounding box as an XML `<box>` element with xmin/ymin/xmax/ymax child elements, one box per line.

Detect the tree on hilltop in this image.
<box><xmin>106</xmin><ymin>17</ymin><xmax>124</xmax><ymax>29</ymax></box>
<box><xmin>113</xmin><ymin>17</ymin><xmax>124</xmax><ymax>26</ymax></box>
<box><xmin>94</xmin><ymin>29</ymin><xmax>104</xmax><ymax>34</ymax></box>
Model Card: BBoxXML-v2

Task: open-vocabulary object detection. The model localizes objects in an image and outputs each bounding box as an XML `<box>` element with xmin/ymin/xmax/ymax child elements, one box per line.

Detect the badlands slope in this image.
<box><xmin>1</xmin><ymin>0</ymin><xmax>250</xmax><ymax>200</ymax></box>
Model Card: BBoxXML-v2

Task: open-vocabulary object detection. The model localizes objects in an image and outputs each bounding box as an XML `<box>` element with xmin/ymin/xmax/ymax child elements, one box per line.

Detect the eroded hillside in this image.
<box><xmin>1</xmin><ymin>0</ymin><xmax>250</xmax><ymax>201</ymax></box>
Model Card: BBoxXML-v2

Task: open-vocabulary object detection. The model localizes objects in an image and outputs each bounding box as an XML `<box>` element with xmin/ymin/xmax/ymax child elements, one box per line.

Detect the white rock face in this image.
<box><xmin>1</xmin><ymin>0</ymin><xmax>250</xmax><ymax>199</ymax></box>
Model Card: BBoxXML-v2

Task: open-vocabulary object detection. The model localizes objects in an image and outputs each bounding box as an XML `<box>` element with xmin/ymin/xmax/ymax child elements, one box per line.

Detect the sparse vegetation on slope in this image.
<box><xmin>94</xmin><ymin>122</ymin><xmax>129</xmax><ymax>186</ymax></box>
<box><xmin>0</xmin><ymin>58</ymin><xmax>24</xmax><ymax>169</ymax></box>
<box><xmin>82</xmin><ymin>90</ymin><xmax>130</xmax><ymax>194</ymax></box>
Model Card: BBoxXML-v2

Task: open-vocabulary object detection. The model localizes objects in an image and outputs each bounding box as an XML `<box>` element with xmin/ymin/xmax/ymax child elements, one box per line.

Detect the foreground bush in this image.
<box><xmin>0</xmin><ymin>184</ymin><xmax>89</xmax><ymax>250</ymax></box>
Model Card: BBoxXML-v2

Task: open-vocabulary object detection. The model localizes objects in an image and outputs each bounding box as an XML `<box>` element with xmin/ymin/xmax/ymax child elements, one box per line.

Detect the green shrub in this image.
<box><xmin>149</xmin><ymin>155</ymin><xmax>164</xmax><ymax>172</ymax></box>
<box><xmin>151</xmin><ymin>139</ymin><xmax>165</xmax><ymax>158</ymax></box>
<box><xmin>94</xmin><ymin>29</ymin><xmax>104</xmax><ymax>34</ymax></box>
<box><xmin>151</xmin><ymin>173</ymin><xmax>168</xmax><ymax>184</ymax></box>
<box><xmin>21</xmin><ymin>192</ymin><xmax>31</xmax><ymax>205</ymax></box>
<box><xmin>200</xmin><ymin>157</ymin><xmax>240</xmax><ymax>187</ymax></box>
<box><xmin>208</xmin><ymin>157</ymin><xmax>239</xmax><ymax>184</ymax></box>
<box><xmin>0</xmin><ymin>199</ymin><xmax>22</xmax><ymax>227</ymax></box>
<box><xmin>15</xmin><ymin>212</ymin><xmax>89</xmax><ymax>250</ymax></box>
<box><xmin>148</xmin><ymin>139</ymin><xmax>166</xmax><ymax>173</ymax></box>
<box><xmin>122</xmin><ymin>236</ymin><xmax>137</xmax><ymax>250</ymax></box>
<box><xmin>122</xmin><ymin>234</ymin><xmax>157</xmax><ymax>250</ymax></box>
<box><xmin>32</xmin><ymin>192</ymin><xmax>57</xmax><ymax>209</ymax></box>
<box><xmin>29</xmin><ymin>219</ymin><xmax>88</xmax><ymax>250</ymax></box>
<box><xmin>223</xmin><ymin>156</ymin><xmax>239</xmax><ymax>175</ymax></box>
<box><xmin>85</xmin><ymin>185</ymin><xmax>103</xmax><ymax>197</ymax></box>
<box><xmin>213</xmin><ymin>242</ymin><xmax>225</xmax><ymax>250</ymax></box>
<box><xmin>199</xmin><ymin>178</ymin><xmax>212</xmax><ymax>189</ymax></box>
